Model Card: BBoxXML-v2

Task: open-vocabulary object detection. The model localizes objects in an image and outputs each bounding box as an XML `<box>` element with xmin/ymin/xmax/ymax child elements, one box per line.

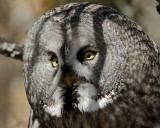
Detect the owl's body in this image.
<box><xmin>23</xmin><ymin>2</ymin><xmax>160</xmax><ymax>128</ymax></box>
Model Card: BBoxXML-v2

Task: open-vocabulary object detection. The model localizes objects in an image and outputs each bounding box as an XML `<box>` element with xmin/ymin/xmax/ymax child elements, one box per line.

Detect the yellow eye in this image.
<box><xmin>83</xmin><ymin>51</ymin><xmax>96</xmax><ymax>61</ymax></box>
<box><xmin>52</xmin><ymin>57</ymin><xmax>58</xmax><ymax>67</ymax></box>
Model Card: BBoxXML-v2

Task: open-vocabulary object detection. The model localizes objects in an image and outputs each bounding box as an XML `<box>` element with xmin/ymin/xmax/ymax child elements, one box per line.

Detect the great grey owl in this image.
<box><xmin>23</xmin><ymin>2</ymin><xmax>160</xmax><ymax>128</ymax></box>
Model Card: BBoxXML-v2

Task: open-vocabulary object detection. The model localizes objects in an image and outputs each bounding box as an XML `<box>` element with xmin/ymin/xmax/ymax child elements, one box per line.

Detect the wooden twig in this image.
<box><xmin>156</xmin><ymin>0</ymin><xmax>160</xmax><ymax>14</ymax></box>
<box><xmin>0</xmin><ymin>38</ymin><xmax>24</xmax><ymax>61</ymax></box>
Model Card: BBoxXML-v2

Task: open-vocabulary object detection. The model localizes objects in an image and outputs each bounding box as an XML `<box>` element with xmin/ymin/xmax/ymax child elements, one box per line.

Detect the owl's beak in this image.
<box><xmin>65</xmin><ymin>73</ymin><xmax>73</xmax><ymax>87</ymax></box>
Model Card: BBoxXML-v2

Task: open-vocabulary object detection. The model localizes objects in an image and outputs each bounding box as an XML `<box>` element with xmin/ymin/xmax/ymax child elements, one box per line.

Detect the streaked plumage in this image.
<box><xmin>23</xmin><ymin>2</ymin><xmax>160</xmax><ymax>128</ymax></box>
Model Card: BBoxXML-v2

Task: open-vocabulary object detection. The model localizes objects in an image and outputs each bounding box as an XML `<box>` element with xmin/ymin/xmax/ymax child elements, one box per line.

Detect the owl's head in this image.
<box><xmin>23</xmin><ymin>2</ymin><xmax>159</xmax><ymax>121</ymax></box>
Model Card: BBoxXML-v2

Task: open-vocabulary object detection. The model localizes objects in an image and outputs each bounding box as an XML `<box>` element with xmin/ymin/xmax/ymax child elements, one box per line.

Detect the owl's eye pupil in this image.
<box><xmin>83</xmin><ymin>51</ymin><xmax>96</xmax><ymax>61</ymax></box>
<box><xmin>51</xmin><ymin>56</ymin><xmax>59</xmax><ymax>67</ymax></box>
<box><xmin>87</xmin><ymin>55</ymin><xmax>91</xmax><ymax>58</ymax></box>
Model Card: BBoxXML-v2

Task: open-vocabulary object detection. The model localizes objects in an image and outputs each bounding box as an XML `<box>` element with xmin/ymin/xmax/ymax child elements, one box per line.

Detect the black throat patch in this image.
<box><xmin>63</xmin><ymin>86</ymin><xmax>79</xmax><ymax>111</ymax></box>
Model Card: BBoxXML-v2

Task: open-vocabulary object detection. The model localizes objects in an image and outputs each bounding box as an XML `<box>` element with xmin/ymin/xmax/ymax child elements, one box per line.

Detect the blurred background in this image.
<box><xmin>0</xmin><ymin>0</ymin><xmax>159</xmax><ymax>128</ymax></box>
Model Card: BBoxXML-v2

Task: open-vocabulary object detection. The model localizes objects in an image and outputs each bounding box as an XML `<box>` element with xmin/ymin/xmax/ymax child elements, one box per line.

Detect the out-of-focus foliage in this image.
<box><xmin>0</xmin><ymin>0</ymin><xmax>160</xmax><ymax>128</ymax></box>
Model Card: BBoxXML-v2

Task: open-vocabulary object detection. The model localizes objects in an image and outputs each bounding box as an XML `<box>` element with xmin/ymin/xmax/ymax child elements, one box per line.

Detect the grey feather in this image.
<box><xmin>23</xmin><ymin>2</ymin><xmax>160</xmax><ymax>128</ymax></box>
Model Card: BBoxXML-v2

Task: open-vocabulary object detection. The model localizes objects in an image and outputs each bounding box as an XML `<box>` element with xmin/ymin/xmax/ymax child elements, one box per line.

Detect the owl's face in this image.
<box><xmin>24</xmin><ymin>3</ymin><xmax>128</xmax><ymax>118</ymax></box>
<box><xmin>23</xmin><ymin>3</ymin><xmax>160</xmax><ymax>127</ymax></box>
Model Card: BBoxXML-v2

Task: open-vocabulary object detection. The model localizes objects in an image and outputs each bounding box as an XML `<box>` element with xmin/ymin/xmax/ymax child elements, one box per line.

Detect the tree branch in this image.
<box><xmin>0</xmin><ymin>38</ymin><xmax>24</xmax><ymax>61</ymax></box>
<box><xmin>156</xmin><ymin>0</ymin><xmax>160</xmax><ymax>14</ymax></box>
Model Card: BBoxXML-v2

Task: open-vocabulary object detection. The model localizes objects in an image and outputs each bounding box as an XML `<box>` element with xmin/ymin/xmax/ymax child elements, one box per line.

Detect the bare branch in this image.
<box><xmin>156</xmin><ymin>0</ymin><xmax>160</xmax><ymax>14</ymax></box>
<box><xmin>0</xmin><ymin>37</ymin><xmax>24</xmax><ymax>61</ymax></box>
